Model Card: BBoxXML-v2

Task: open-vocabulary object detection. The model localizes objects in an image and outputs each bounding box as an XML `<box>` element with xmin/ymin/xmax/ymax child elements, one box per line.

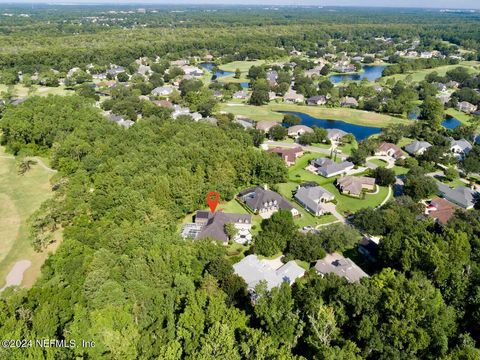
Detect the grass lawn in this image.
<box><xmin>0</xmin><ymin>146</ymin><xmax>58</xmax><ymax>289</ymax></box>
<box><xmin>218</xmin><ymin>74</ymin><xmax>250</xmax><ymax>84</ymax></box>
<box><xmin>322</xmin><ymin>183</ymin><xmax>390</xmax><ymax>216</ymax></box>
<box><xmin>337</xmin><ymin>142</ymin><xmax>357</xmax><ymax>156</ymax></box>
<box><xmin>445</xmin><ymin>108</ymin><xmax>472</xmax><ymax>125</ymax></box>
<box><xmin>445</xmin><ymin>177</ymin><xmax>468</xmax><ymax>188</ymax></box>
<box><xmin>267</xmin><ymin>103</ymin><xmax>407</xmax><ymax>127</ymax></box>
<box><xmin>219</xmin><ymin>60</ymin><xmax>266</xmax><ymax>73</ymax></box>
<box><xmin>0</xmin><ymin>84</ymin><xmax>73</xmax><ymax>98</ymax></box>
<box><xmin>219</xmin><ymin>103</ymin><xmax>283</xmax><ymax>122</ymax></box>
<box><xmin>392</xmin><ymin>165</ymin><xmax>409</xmax><ymax>176</ymax></box>
<box><xmin>369</xmin><ymin>158</ymin><xmax>388</xmax><ymax>167</ymax></box>
<box><xmin>288</xmin><ymin>153</ymin><xmax>336</xmax><ymax>185</ymax></box>
<box><xmin>276</xmin><ymin>182</ymin><xmax>338</xmax><ymax>227</ymax></box>
<box><xmin>381</xmin><ymin>61</ymin><xmax>480</xmax><ymax>83</ymax></box>
<box><xmin>397</xmin><ymin>137</ymin><xmax>415</xmax><ymax>148</ymax></box>
<box><xmin>311</xmin><ymin>142</ymin><xmax>332</xmax><ymax>150</ymax></box>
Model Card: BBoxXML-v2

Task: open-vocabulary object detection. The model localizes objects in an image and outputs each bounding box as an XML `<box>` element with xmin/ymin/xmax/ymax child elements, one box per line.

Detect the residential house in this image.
<box><xmin>449</xmin><ymin>138</ymin><xmax>472</xmax><ymax>159</ymax></box>
<box><xmin>304</xmin><ymin>65</ymin><xmax>325</xmax><ymax>78</ymax></box>
<box><xmin>284</xmin><ymin>89</ymin><xmax>305</xmax><ymax>103</ymax></box>
<box><xmin>233</xmin><ymin>117</ymin><xmax>255</xmax><ymax>129</ymax></box>
<box><xmin>106</xmin><ymin>113</ymin><xmax>135</xmax><ymax>129</ymax></box>
<box><xmin>446</xmin><ymin>80</ymin><xmax>460</xmax><ymax>89</ymax></box>
<box><xmin>256</xmin><ymin>120</ymin><xmax>278</xmax><ymax>132</ymax></box>
<box><xmin>288</xmin><ymin>125</ymin><xmax>313</xmax><ymax>138</ymax></box>
<box><xmin>326</xmin><ymin>128</ymin><xmax>349</xmax><ymax>141</ymax></box>
<box><xmin>437</xmin><ymin>183</ymin><xmax>479</xmax><ymax>209</ymax></box>
<box><xmin>233</xmin><ymin>255</ymin><xmax>305</xmax><ymax>292</ymax></box>
<box><xmin>372</xmin><ymin>84</ymin><xmax>384</xmax><ymax>93</ymax></box>
<box><xmin>106</xmin><ymin>65</ymin><xmax>125</xmax><ymax>77</ymax></box>
<box><xmin>311</xmin><ymin>157</ymin><xmax>334</xmax><ymax>169</ymax></box>
<box><xmin>170</xmin><ymin>59</ymin><xmax>189</xmax><ymax>67</ymax></box>
<box><xmin>307</xmin><ymin>95</ymin><xmax>327</xmax><ymax>106</ymax></box>
<box><xmin>457</xmin><ymin>101</ymin><xmax>477</xmax><ymax>113</ymax></box>
<box><xmin>181</xmin><ymin>65</ymin><xmax>204</xmax><ymax>77</ymax></box>
<box><xmin>435</xmin><ymin>83</ymin><xmax>447</xmax><ymax>92</ymax></box>
<box><xmin>404</xmin><ymin>140</ymin><xmax>432</xmax><ymax>156</ymax></box>
<box><xmin>151</xmin><ymin>86</ymin><xmax>174</xmax><ymax>97</ymax></box>
<box><xmin>358</xmin><ymin>235</ymin><xmax>380</xmax><ymax>263</ymax></box>
<box><xmin>137</xmin><ymin>64</ymin><xmax>151</xmax><ymax>76</ymax></box>
<box><xmin>233</xmin><ymin>90</ymin><xmax>249</xmax><ymax>100</ymax></box>
<box><xmin>317</xmin><ymin>161</ymin><xmax>355</xmax><ymax>178</ymax></box>
<box><xmin>437</xmin><ymin>93</ymin><xmax>451</xmax><ymax>105</ymax></box>
<box><xmin>294</xmin><ymin>185</ymin><xmax>335</xmax><ymax>216</ymax></box>
<box><xmin>420</xmin><ymin>51</ymin><xmax>433</xmax><ymax>59</ymax></box>
<box><xmin>375</xmin><ymin>142</ymin><xmax>405</xmax><ymax>160</ymax></box>
<box><xmin>237</xmin><ymin>186</ymin><xmax>299</xmax><ymax>218</ymax></box>
<box><xmin>425</xmin><ymin>197</ymin><xmax>459</xmax><ymax>225</ymax></box>
<box><xmin>336</xmin><ymin>176</ymin><xmax>376</xmax><ymax>197</ymax></box>
<box><xmin>340</xmin><ymin>97</ymin><xmax>358</xmax><ymax>107</ymax></box>
<box><xmin>268</xmin><ymin>147</ymin><xmax>304</xmax><ymax>166</ymax></box>
<box><xmin>181</xmin><ymin>210</ymin><xmax>253</xmax><ymax>244</ymax></box>
<box><xmin>266</xmin><ymin>70</ymin><xmax>278</xmax><ymax>86</ymax></box>
<box><xmin>152</xmin><ymin>99</ymin><xmax>173</xmax><ymax>108</ymax></box>
<box><xmin>314</xmin><ymin>253</ymin><xmax>369</xmax><ymax>283</ymax></box>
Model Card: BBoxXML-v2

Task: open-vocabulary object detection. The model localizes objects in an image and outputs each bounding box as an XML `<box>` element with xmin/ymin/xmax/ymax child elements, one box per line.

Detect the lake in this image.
<box><xmin>200</xmin><ymin>62</ymin><xmax>249</xmax><ymax>88</ymax></box>
<box><xmin>329</xmin><ymin>65</ymin><xmax>386</xmax><ymax>84</ymax></box>
<box><xmin>280</xmin><ymin>111</ymin><xmax>382</xmax><ymax>141</ymax></box>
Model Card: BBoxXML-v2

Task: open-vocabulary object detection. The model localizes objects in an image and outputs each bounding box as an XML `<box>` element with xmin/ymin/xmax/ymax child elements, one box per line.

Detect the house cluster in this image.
<box><xmin>181</xmin><ymin>210</ymin><xmax>253</xmax><ymax>245</ymax></box>
<box><xmin>403</xmin><ymin>138</ymin><xmax>472</xmax><ymax>159</ymax></box>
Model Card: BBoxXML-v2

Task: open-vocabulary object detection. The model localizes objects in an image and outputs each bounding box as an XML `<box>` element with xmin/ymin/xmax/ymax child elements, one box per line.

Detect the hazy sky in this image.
<box><xmin>0</xmin><ymin>0</ymin><xmax>479</xmax><ymax>9</ymax></box>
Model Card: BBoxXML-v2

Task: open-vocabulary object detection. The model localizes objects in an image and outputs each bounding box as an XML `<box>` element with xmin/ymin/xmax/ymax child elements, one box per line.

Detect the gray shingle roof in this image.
<box><xmin>197</xmin><ymin>211</ymin><xmax>252</xmax><ymax>243</ymax></box>
<box><xmin>314</xmin><ymin>253</ymin><xmax>369</xmax><ymax>283</ymax></box>
<box><xmin>294</xmin><ymin>186</ymin><xmax>334</xmax><ymax>214</ymax></box>
<box><xmin>233</xmin><ymin>255</ymin><xmax>305</xmax><ymax>291</ymax></box>
<box><xmin>317</xmin><ymin>161</ymin><xmax>354</xmax><ymax>177</ymax></box>
<box><xmin>326</xmin><ymin>128</ymin><xmax>348</xmax><ymax>140</ymax></box>
<box><xmin>238</xmin><ymin>187</ymin><xmax>293</xmax><ymax>212</ymax></box>
<box><xmin>437</xmin><ymin>183</ymin><xmax>479</xmax><ymax>209</ymax></box>
<box><xmin>404</xmin><ymin>140</ymin><xmax>432</xmax><ymax>155</ymax></box>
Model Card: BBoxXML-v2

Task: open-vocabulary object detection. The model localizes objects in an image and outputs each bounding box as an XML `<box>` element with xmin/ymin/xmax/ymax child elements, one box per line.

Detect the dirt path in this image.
<box><xmin>28</xmin><ymin>157</ymin><xmax>57</xmax><ymax>173</ymax></box>
<box><xmin>0</xmin><ymin>260</ymin><xmax>31</xmax><ymax>292</ymax></box>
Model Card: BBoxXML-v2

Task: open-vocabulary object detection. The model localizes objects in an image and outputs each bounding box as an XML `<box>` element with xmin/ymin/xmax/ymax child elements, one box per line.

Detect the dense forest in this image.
<box><xmin>1</xmin><ymin>5</ymin><xmax>480</xmax><ymax>359</ymax></box>
<box><xmin>0</xmin><ymin>5</ymin><xmax>479</xmax><ymax>73</ymax></box>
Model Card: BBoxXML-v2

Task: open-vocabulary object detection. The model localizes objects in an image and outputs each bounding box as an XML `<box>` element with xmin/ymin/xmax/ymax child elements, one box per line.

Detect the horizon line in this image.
<box><xmin>0</xmin><ymin>3</ymin><xmax>478</xmax><ymax>11</ymax></box>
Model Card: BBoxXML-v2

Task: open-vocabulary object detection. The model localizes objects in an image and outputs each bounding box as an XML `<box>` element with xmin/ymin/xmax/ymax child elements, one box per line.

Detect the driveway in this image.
<box><xmin>322</xmin><ymin>202</ymin><xmax>346</xmax><ymax>224</ymax></box>
<box><xmin>366</xmin><ymin>155</ymin><xmax>395</xmax><ymax>169</ymax></box>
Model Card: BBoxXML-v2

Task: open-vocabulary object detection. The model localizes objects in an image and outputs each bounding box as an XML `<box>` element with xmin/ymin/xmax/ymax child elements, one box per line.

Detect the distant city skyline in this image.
<box><xmin>0</xmin><ymin>1</ymin><xmax>479</xmax><ymax>10</ymax></box>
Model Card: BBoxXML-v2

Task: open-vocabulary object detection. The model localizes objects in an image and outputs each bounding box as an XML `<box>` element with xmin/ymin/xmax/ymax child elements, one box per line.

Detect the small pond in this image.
<box><xmin>329</xmin><ymin>65</ymin><xmax>386</xmax><ymax>84</ymax></box>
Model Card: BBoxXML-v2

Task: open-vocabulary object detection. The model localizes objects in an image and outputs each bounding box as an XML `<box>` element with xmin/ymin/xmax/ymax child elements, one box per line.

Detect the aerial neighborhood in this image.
<box><xmin>2</xmin><ymin>5</ymin><xmax>480</xmax><ymax>359</ymax></box>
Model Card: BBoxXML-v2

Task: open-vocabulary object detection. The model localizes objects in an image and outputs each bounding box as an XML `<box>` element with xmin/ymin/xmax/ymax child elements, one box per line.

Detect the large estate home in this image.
<box><xmin>404</xmin><ymin>140</ymin><xmax>432</xmax><ymax>156</ymax></box>
<box><xmin>375</xmin><ymin>142</ymin><xmax>405</xmax><ymax>160</ymax></box>
<box><xmin>294</xmin><ymin>183</ymin><xmax>335</xmax><ymax>216</ymax></box>
<box><xmin>233</xmin><ymin>255</ymin><xmax>305</xmax><ymax>292</ymax></box>
<box><xmin>437</xmin><ymin>183</ymin><xmax>479</xmax><ymax>210</ymax></box>
<box><xmin>181</xmin><ymin>210</ymin><xmax>253</xmax><ymax>244</ymax></box>
<box><xmin>315</xmin><ymin>253</ymin><xmax>369</xmax><ymax>283</ymax></box>
<box><xmin>311</xmin><ymin>157</ymin><xmax>355</xmax><ymax>178</ymax></box>
<box><xmin>237</xmin><ymin>186</ymin><xmax>299</xmax><ymax>218</ymax></box>
<box><xmin>336</xmin><ymin>176</ymin><xmax>376</xmax><ymax>197</ymax></box>
<box><xmin>268</xmin><ymin>147</ymin><xmax>304</xmax><ymax>166</ymax></box>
